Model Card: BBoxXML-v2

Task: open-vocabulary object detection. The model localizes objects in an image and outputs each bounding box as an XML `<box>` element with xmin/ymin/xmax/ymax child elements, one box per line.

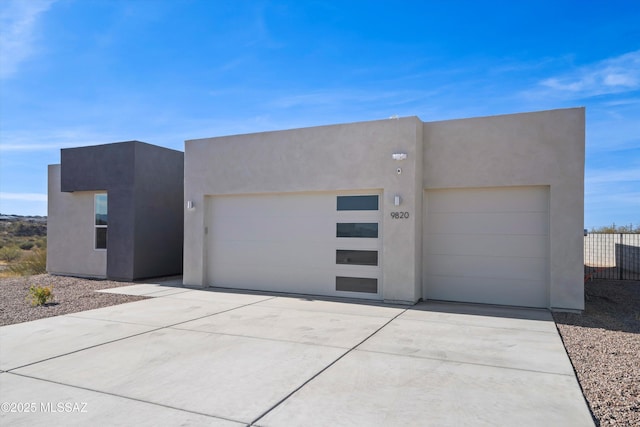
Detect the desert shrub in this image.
<box><xmin>9</xmin><ymin>249</ymin><xmax>47</xmax><ymax>276</ymax></box>
<box><xmin>19</xmin><ymin>241</ymin><xmax>35</xmax><ymax>250</ymax></box>
<box><xmin>35</xmin><ymin>238</ymin><xmax>47</xmax><ymax>249</ymax></box>
<box><xmin>28</xmin><ymin>285</ymin><xmax>53</xmax><ymax>306</ymax></box>
<box><xmin>590</xmin><ymin>223</ymin><xmax>640</xmax><ymax>233</ymax></box>
<box><xmin>14</xmin><ymin>222</ymin><xmax>46</xmax><ymax>237</ymax></box>
<box><xmin>0</xmin><ymin>246</ymin><xmax>22</xmax><ymax>262</ymax></box>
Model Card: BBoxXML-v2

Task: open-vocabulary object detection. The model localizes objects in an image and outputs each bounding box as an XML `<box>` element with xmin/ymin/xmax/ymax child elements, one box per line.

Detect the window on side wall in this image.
<box><xmin>95</xmin><ymin>193</ymin><xmax>107</xmax><ymax>250</ymax></box>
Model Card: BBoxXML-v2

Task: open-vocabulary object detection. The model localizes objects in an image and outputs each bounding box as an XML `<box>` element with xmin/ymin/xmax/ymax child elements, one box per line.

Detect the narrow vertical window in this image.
<box><xmin>95</xmin><ymin>193</ymin><xmax>107</xmax><ymax>249</ymax></box>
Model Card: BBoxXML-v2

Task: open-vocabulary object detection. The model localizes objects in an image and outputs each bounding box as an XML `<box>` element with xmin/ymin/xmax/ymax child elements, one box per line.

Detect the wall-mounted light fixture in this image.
<box><xmin>186</xmin><ymin>201</ymin><xmax>195</xmax><ymax>210</ymax></box>
<box><xmin>394</xmin><ymin>195</ymin><xmax>401</xmax><ymax>206</ymax></box>
<box><xmin>392</xmin><ymin>153</ymin><xmax>407</xmax><ymax>161</ymax></box>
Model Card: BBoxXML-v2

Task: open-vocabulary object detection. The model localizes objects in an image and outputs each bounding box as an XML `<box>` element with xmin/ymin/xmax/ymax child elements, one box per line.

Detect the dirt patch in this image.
<box><xmin>0</xmin><ymin>274</ymin><xmax>147</xmax><ymax>326</ymax></box>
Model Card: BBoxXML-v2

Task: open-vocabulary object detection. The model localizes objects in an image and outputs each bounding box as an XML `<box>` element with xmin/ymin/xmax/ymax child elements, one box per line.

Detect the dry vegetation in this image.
<box><xmin>0</xmin><ymin>274</ymin><xmax>147</xmax><ymax>326</ymax></box>
<box><xmin>0</xmin><ymin>218</ymin><xmax>47</xmax><ymax>277</ymax></box>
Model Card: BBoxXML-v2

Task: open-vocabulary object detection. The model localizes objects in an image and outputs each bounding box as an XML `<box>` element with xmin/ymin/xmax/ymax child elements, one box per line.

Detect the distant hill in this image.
<box><xmin>0</xmin><ymin>215</ymin><xmax>47</xmax><ymax>274</ymax></box>
<box><xmin>0</xmin><ymin>214</ymin><xmax>47</xmax><ymax>223</ymax></box>
<box><xmin>0</xmin><ymin>215</ymin><xmax>47</xmax><ymax>250</ymax></box>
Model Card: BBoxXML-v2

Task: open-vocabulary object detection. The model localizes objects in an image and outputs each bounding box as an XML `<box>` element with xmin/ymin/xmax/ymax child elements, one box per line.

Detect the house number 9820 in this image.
<box><xmin>390</xmin><ymin>212</ymin><xmax>410</xmax><ymax>219</ymax></box>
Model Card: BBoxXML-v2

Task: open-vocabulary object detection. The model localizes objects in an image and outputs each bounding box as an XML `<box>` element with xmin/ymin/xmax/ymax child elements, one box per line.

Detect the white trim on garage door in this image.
<box><xmin>205</xmin><ymin>191</ymin><xmax>382</xmax><ymax>299</ymax></box>
<box><xmin>423</xmin><ymin>186</ymin><xmax>549</xmax><ymax>308</ymax></box>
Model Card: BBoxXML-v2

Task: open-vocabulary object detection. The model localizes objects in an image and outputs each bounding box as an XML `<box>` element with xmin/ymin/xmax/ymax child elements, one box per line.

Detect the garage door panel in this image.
<box><xmin>427</xmin><ymin>187</ymin><xmax>549</xmax><ymax>213</ymax></box>
<box><xmin>211</xmin><ymin>193</ymin><xmax>333</xmax><ymax>216</ymax></box>
<box><xmin>211</xmin><ymin>216</ymin><xmax>335</xmax><ymax>242</ymax></box>
<box><xmin>424</xmin><ymin>187</ymin><xmax>549</xmax><ymax>308</ymax></box>
<box><xmin>211</xmin><ymin>240</ymin><xmax>333</xmax><ymax>270</ymax></box>
<box><xmin>336</xmin><ymin>238</ymin><xmax>380</xmax><ymax>251</ymax></box>
<box><xmin>211</xmin><ymin>264</ymin><xmax>334</xmax><ymax>294</ymax></box>
<box><xmin>427</xmin><ymin>234</ymin><xmax>548</xmax><ymax>258</ymax></box>
<box><xmin>427</xmin><ymin>212</ymin><xmax>548</xmax><ymax>235</ymax></box>
<box><xmin>335</xmin><ymin>264</ymin><xmax>381</xmax><ymax>278</ymax></box>
<box><xmin>207</xmin><ymin>191</ymin><xmax>382</xmax><ymax>299</ymax></box>
<box><xmin>426</xmin><ymin>254</ymin><xmax>547</xmax><ymax>282</ymax></box>
<box><xmin>427</xmin><ymin>276</ymin><xmax>547</xmax><ymax>307</ymax></box>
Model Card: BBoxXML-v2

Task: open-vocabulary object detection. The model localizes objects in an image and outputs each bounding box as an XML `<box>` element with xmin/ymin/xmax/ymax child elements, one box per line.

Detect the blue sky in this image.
<box><xmin>0</xmin><ymin>0</ymin><xmax>638</xmax><ymax>228</ymax></box>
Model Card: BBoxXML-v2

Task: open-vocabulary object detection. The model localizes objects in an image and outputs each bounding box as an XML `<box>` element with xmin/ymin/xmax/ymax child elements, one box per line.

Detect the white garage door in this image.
<box><xmin>206</xmin><ymin>192</ymin><xmax>382</xmax><ymax>299</ymax></box>
<box><xmin>423</xmin><ymin>187</ymin><xmax>549</xmax><ymax>308</ymax></box>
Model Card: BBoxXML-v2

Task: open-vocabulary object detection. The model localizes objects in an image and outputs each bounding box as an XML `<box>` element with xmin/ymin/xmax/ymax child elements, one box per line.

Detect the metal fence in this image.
<box><xmin>584</xmin><ymin>233</ymin><xmax>640</xmax><ymax>280</ymax></box>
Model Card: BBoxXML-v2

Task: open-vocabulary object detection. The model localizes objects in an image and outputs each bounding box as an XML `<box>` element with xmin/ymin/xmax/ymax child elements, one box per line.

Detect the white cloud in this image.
<box><xmin>0</xmin><ymin>192</ymin><xmax>47</xmax><ymax>202</ymax></box>
<box><xmin>0</xmin><ymin>141</ymin><xmax>79</xmax><ymax>151</ymax></box>
<box><xmin>532</xmin><ymin>50</ymin><xmax>640</xmax><ymax>99</ymax></box>
<box><xmin>585</xmin><ymin>190</ymin><xmax>640</xmax><ymax>207</ymax></box>
<box><xmin>602</xmin><ymin>98</ymin><xmax>640</xmax><ymax>107</ymax></box>
<box><xmin>586</xmin><ymin>167</ymin><xmax>640</xmax><ymax>185</ymax></box>
<box><xmin>269</xmin><ymin>89</ymin><xmax>435</xmax><ymax>109</ymax></box>
<box><xmin>0</xmin><ymin>0</ymin><xmax>57</xmax><ymax>79</ymax></box>
<box><xmin>0</xmin><ymin>129</ymin><xmax>124</xmax><ymax>152</ymax></box>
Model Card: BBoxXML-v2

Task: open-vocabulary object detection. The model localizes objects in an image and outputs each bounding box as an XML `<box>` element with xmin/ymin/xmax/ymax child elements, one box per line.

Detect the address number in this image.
<box><xmin>390</xmin><ymin>212</ymin><xmax>410</xmax><ymax>219</ymax></box>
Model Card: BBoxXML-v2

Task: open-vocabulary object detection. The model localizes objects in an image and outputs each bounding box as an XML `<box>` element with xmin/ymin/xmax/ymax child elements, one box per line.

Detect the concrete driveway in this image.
<box><xmin>1</xmin><ymin>282</ymin><xmax>593</xmax><ymax>426</ymax></box>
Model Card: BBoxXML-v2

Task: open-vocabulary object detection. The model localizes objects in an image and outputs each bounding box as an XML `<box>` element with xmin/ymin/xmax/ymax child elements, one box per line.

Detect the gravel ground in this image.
<box><xmin>0</xmin><ymin>274</ymin><xmax>147</xmax><ymax>326</ymax></box>
<box><xmin>1</xmin><ymin>274</ymin><xmax>638</xmax><ymax>425</ymax></box>
<box><xmin>554</xmin><ymin>280</ymin><xmax>640</xmax><ymax>427</ymax></box>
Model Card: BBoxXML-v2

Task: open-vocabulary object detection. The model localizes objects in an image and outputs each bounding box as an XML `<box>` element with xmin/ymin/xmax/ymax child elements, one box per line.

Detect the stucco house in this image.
<box><xmin>183</xmin><ymin>107</ymin><xmax>585</xmax><ymax>310</ymax></box>
<box><xmin>47</xmin><ymin>141</ymin><xmax>184</xmax><ymax>281</ymax></box>
<box><xmin>47</xmin><ymin>107</ymin><xmax>585</xmax><ymax>310</ymax></box>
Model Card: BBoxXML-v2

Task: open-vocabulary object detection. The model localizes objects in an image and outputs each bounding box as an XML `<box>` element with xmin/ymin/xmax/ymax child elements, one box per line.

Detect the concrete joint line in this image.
<box><xmin>5</xmin><ymin>371</ymin><xmax>244</xmax><ymax>425</ymax></box>
<box><xmin>248</xmin><ymin>307</ymin><xmax>410</xmax><ymax>426</ymax></box>
<box><xmin>6</xmin><ymin>296</ymin><xmax>278</xmax><ymax>372</ymax></box>
<box><xmin>163</xmin><ymin>295</ymin><xmax>277</xmax><ymax>329</ymax></box>
<box><xmin>144</xmin><ymin>289</ymin><xmax>192</xmax><ymax>297</ymax></box>
<box><xmin>167</xmin><ymin>328</ymin><xmax>350</xmax><ymax>350</ymax></box>
<box><xmin>355</xmin><ymin>347</ymin><xmax>576</xmax><ymax>377</ymax></box>
<box><xmin>404</xmin><ymin>317</ymin><xmax>559</xmax><ymax>335</ymax></box>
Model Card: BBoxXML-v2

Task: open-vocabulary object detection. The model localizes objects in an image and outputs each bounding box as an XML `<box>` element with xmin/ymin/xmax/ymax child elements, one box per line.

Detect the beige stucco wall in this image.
<box><xmin>422</xmin><ymin>108</ymin><xmax>585</xmax><ymax>310</ymax></box>
<box><xmin>184</xmin><ymin>107</ymin><xmax>584</xmax><ymax>310</ymax></box>
<box><xmin>47</xmin><ymin>165</ymin><xmax>107</xmax><ymax>278</ymax></box>
<box><xmin>184</xmin><ymin>117</ymin><xmax>424</xmax><ymax>303</ymax></box>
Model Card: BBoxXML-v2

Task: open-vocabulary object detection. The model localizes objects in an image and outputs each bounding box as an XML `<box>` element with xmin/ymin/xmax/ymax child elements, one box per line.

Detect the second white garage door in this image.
<box><xmin>423</xmin><ymin>187</ymin><xmax>549</xmax><ymax>308</ymax></box>
<box><xmin>206</xmin><ymin>191</ymin><xmax>382</xmax><ymax>299</ymax></box>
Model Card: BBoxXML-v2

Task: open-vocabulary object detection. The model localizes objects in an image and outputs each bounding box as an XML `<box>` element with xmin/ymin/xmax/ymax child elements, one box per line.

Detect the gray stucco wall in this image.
<box><xmin>54</xmin><ymin>141</ymin><xmax>183</xmax><ymax>281</ymax></box>
<box><xmin>61</xmin><ymin>143</ymin><xmax>136</xmax><ymax>279</ymax></box>
<box><xmin>132</xmin><ymin>142</ymin><xmax>184</xmax><ymax>279</ymax></box>
<box><xmin>184</xmin><ymin>117</ymin><xmax>424</xmax><ymax>303</ymax></box>
<box><xmin>183</xmin><ymin>108</ymin><xmax>584</xmax><ymax>310</ymax></box>
<box><xmin>61</xmin><ymin>143</ymin><xmax>135</xmax><ymax>192</ymax></box>
<box><xmin>47</xmin><ymin>165</ymin><xmax>107</xmax><ymax>278</ymax></box>
<box><xmin>422</xmin><ymin>108</ymin><xmax>585</xmax><ymax>310</ymax></box>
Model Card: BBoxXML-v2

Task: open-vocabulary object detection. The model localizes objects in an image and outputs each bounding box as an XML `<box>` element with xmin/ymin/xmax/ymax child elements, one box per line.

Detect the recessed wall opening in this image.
<box><xmin>337</xmin><ymin>195</ymin><xmax>379</xmax><ymax>211</ymax></box>
<box><xmin>336</xmin><ymin>250</ymin><xmax>378</xmax><ymax>266</ymax></box>
<box><xmin>336</xmin><ymin>223</ymin><xmax>378</xmax><ymax>238</ymax></box>
<box><xmin>336</xmin><ymin>276</ymin><xmax>378</xmax><ymax>293</ymax></box>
